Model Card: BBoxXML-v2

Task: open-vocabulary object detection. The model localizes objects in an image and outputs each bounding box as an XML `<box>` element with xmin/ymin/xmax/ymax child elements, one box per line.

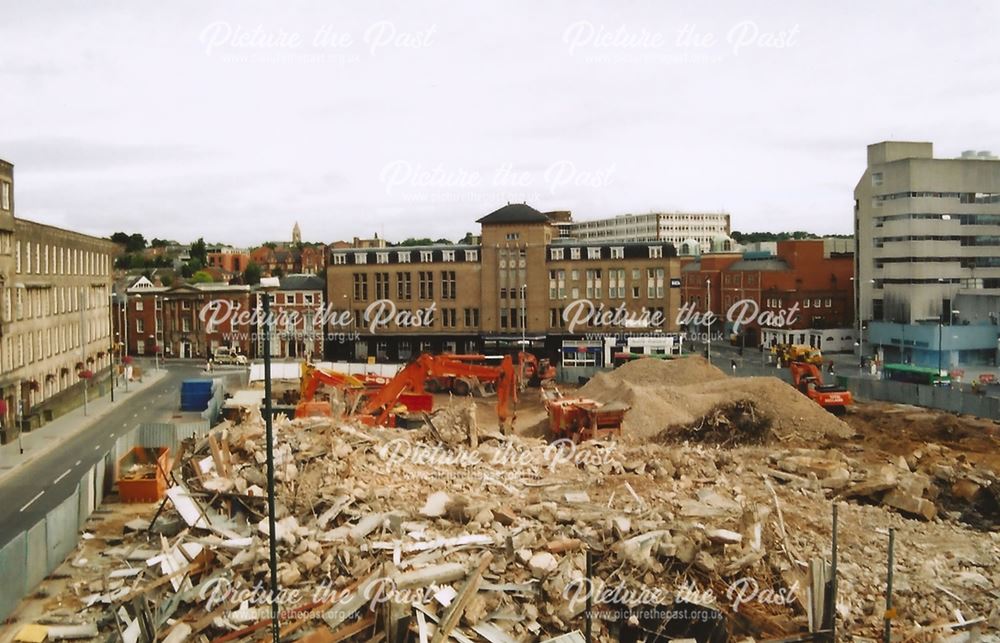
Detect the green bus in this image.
<box><xmin>883</xmin><ymin>363</ymin><xmax>950</xmax><ymax>385</ymax></box>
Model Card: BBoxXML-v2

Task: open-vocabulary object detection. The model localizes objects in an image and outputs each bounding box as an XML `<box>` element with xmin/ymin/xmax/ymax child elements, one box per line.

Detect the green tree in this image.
<box><xmin>126</xmin><ymin>233</ymin><xmax>146</xmax><ymax>253</ymax></box>
<box><xmin>191</xmin><ymin>270</ymin><xmax>214</xmax><ymax>283</ymax></box>
<box><xmin>190</xmin><ymin>238</ymin><xmax>208</xmax><ymax>264</ymax></box>
<box><xmin>160</xmin><ymin>273</ymin><xmax>174</xmax><ymax>287</ymax></box>
<box><xmin>396</xmin><ymin>237</ymin><xmax>435</xmax><ymax>247</ymax></box>
<box><xmin>150</xmin><ymin>238</ymin><xmax>170</xmax><ymax>248</ymax></box>
<box><xmin>243</xmin><ymin>262</ymin><xmax>262</xmax><ymax>285</ymax></box>
<box><xmin>110</xmin><ymin>232</ymin><xmax>130</xmax><ymax>246</ymax></box>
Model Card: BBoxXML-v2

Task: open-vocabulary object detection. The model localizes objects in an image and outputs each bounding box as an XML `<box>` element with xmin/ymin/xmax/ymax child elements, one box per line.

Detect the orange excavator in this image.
<box><xmin>357</xmin><ymin>353</ymin><xmax>519</xmax><ymax>430</ymax></box>
<box><xmin>294</xmin><ymin>363</ymin><xmax>366</xmax><ymax>418</ymax></box>
<box><xmin>788</xmin><ymin>361</ymin><xmax>852</xmax><ymax>415</ymax></box>
<box><xmin>519</xmin><ymin>352</ymin><xmax>557</xmax><ymax>387</ymax></box>
<box><xmin>541</xmin><ymin>385</ymin><xmax>629</xmax><ymax>443</ymax></box>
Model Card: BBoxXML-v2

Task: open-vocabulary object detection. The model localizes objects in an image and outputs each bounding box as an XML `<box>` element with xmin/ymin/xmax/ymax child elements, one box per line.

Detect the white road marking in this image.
<box><xmin>94</xmin><ymin>445</ymin><xmax>100</xmax><ymax>451</ymax></box>
<box><xmin>75</xmin><ymin>460</ymin><xmax>82</xmax><ymax>466</ymax></box>
<box><xmin>20</xmin><ymin>491</ymin><xmax>44</xmax><ymax>512</ymax></box>
<box><xmin>53</xmin><ymin>469</ymin><xmax>71</xmax><ymax>484</ymax></box>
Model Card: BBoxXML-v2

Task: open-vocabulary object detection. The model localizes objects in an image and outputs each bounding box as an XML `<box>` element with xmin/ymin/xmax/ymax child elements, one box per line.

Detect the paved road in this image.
<box><xmin>0</xmin><ymin>363</ymin><xmax>202</xmax><ymax>549</ymax></box>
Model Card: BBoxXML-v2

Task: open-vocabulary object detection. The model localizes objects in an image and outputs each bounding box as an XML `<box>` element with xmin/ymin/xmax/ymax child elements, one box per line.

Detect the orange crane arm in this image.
<box><xmin>357</xmin><ymin>355</ymin><xmax>433</xmax><ymax>425</ymax></box>
<box><xmin>300</xmin><ymin>364</ymin><xmax>364</xmax><ymax>403</ymax></box>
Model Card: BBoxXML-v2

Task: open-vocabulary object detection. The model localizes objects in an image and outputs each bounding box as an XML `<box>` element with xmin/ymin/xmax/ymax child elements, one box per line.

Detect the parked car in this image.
<box><xmin>212</xmin><ymin>347</ymin><xmax>248</xmax><ymax>366</ymax></box>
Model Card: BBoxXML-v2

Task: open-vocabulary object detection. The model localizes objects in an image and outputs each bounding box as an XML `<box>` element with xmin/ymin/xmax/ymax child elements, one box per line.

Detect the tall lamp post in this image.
<box><xmin>108</xmin><ymin>292</ymin><xmax>115</xmax><ymax>402</ymax></box>
<box><xmin>706</xmin><ymin>277</ymin><xmax>712</xmax><ymax>365</ymax></box>
<box><xmin>123</xmin><ymin>292</ymin><xmax>130</xmax><ymax>393</ymax></box>
<box><xmin>258</xmin><ymin>278</ymin><xmax>281</xmax><ymax>642</ymax></box>
<box><xmin>520</xmin><ymin>284</ymin><xmax>527</xmax><ymax>350</ymax></box>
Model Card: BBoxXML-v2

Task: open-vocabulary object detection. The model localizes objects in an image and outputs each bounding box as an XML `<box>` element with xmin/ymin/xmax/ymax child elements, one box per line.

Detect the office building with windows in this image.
<box><xmin>855</xmin><ymin>141</ymin><xmax>1000</xmax><ymax>367</ymax></box>
<box><xmin>327</xmin><ymin>204</ymin><xmax>684</xmax><ymax>366</ymax></box>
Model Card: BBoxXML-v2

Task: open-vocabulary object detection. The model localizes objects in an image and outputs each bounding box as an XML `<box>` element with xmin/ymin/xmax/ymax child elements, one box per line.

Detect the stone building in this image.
<box><xmin>0</xmin><ymin>158</ymin><xmax>117</xmax><ymax>442</ymax></box>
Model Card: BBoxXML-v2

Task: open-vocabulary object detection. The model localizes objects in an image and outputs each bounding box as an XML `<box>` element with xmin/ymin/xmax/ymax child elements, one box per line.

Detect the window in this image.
<box><xmin>25</xmin><ymin>242</ymin><xmax>31</xmax><ymax>274</ymax></box>
<box><xmin>353</xmin><ymin>273</ymin><xmax>369</xmax><ymax>300</ymax></box>
<box><xmin>610</xmin><ymin>247</ymin><xmax>624</xmax><ymax>259</ymax></box>
<box><xmin>570</xmin><ymin>247</ymin><xmax>581</xmax><ymax>260</ymax></box>
<box><xmin>396</xmin><ymin>272</ymin><xmax>412</xmax><ymax>300</ymax></box>
<box><xmin>182</xmin><ymin>318</ymin><xmax>191</xmax><ymax>332</ymax></box>
<box><xmin>135</xmin><ymin>300</ymin><xmax>144</xmax><ymax>311</ymax></box>
<box><xmin>587</xmin><ymin>247</ymin><xmax>601</xmax><ymax>260</ymax></box>
<box><xmin>376</xmin><ymin>252</ymin><xmax>389</xmax><ymax>264</ymax></box>
<box><xmin>825</xmin><ymin>298</ymin><xmax>832</xmax><ymax>308</ymax></box>
<box><xmin>397</xmin><ymin>251</ymin><xmax>411</xmax><ymax>263</ymax></box>
<box><xmin>354</xmin><ymin>253</ymin><xmax>367</xmax><ymax>265</ymax></box>
<box><xmin>609</xmin><ymin>269</ymin><xmax>626</xmax><ymax>298</ymax></box>
<box><xmin>647</xmin><ymin>268</ymin><xmax>664</xmax><ymax>298</ymax></box>
<box><xmin>464</xmin><ymin>307</ymin><xmax>480</xmax><ymax>327</ymax></box>
<box><xmin>418</xmin><ymin>271</ymin><xmax>434</xmax><ymax>299</ymax></box>
<box><xmin>136</xmin><ymin>318</ymin><xmax>145</xmax><ymax>333</ymax></box>
<box><xmin>550</xmin><ymin>248</ymin><xmax>564</xmax><ymax>260</ymax></box>
<box><xmin>649</xmin><ymin>246</ymin><xmax>663</xmax><ymax>259</ymax></box>
<box><xmin>505</xmin><ymin>233</ymin><xmax>519</xmax><ymax>241</ymax></box>
<box><xmin>548</xmin><ymin>270</ymin><xmax>566</xmax><ymax>299</ymax></box>
<box><xmin>0</xmin><ymin>181</ymin><xmax>9</xmax><ymax>210</ymax></box>
<box><xmin>813</xmin><ymin>299</ymin><xmax>821</xmax><ymax>308</ymax></box>
<box><xmin>804</xmin><ymin>299</ymin><xmax>811</xmax><ymax>308</ymax></box>
<box><xmin>585</xmin><ymin>269</ymin><xmax>602</xmax><ymax>298</ymax></box>
<box><xmin>464</xmin><ymin>250</ymin><xmax>478</xmax><ymax>261</ymax></box>
<box><xmin>303</xmin><ymin>293</ymin><xmax>315</xmax><ymax>305</ymax></box>
<box><xmin>442</xmin><ymin>308</ymin><xmax>457</xmax><ymax>328</ymax></box>
<box><xmin>872</xmin><ymin>172</ymin><xmax>883</xmax><ymax>187</ymax></box>
<box><xmin>420</xmin><ymin>250</ymin><xmax>433</xmax><ymax>262</ymax></box>
<box><xmin>442</xmin><ymin>250</ymin><xmax>456</xmax><ymax>262</ymax></box>
<box><xmin>441</xmin><ymin>270</ymin><xmax>456</xmax><ymax>299</ymax></box>
<box><xmin>375</xmin><ymin>272</ymin><xmax>390</xmax><ymax>299</ymax></box>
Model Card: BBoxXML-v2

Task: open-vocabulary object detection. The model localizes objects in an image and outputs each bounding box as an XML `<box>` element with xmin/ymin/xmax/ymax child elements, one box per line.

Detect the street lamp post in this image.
<box><xmin>259</xmin><ymin>286</ymin><xmax>281</xmax><ymax>642</ymax></box>
<box><xmin>706</xmin><ymin>278</ymin><xmax>712</xmax><ymax>365</ymax></box>
<box><xmin>108</xmin><ymin>292</ymin><xmax>115</xmax><ymax>403</ymax></box>
<box><xmin>151</xmin><ymin>334</ymin><xmax>158</xmax><ymax>371</ymax></box>
<box><xmin>123</xmin><ymin>293</ymin><xmax>129</xmax><ymax>392</ymax></box>
<box><xmin>520</xmin><ymin>284</ymin><xmax>527</xmax><ymax>350</ymax></box>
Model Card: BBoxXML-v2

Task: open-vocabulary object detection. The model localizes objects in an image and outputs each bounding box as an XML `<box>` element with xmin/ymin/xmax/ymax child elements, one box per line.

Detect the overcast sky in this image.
<box><xmin>2</xmin><ymin>1</ymin><xmax>998</xmax><ymax>246</ymax></box>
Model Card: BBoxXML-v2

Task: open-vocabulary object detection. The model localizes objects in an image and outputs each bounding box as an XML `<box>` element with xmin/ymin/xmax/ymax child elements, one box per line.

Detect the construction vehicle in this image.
<box><xmin>294</xmin><ymin>363</ymin><xmax>366</xmax><ymax>418</ymax></box>
<box><xmin>788</xmin><ymin>361</ymin><xmax>852</xmax><ymax>415</ymax></box>
<box><xmin>519</xmin><ymin>352</ymin><xmax>556</xmax><ymax>387</ymax></box>
<box><xmin>424</xmin><ymin>353</ymin><xmax>505</xmax><ymax>396</ymax></box>
<box><xmin>358</xmin><ymin>353</ymin><xmax>518</xmax><ymax>429</ymax></box>
<box><xmin>772</xmin><ymin>343</ymin><xmax>823</xmax><ymax>367</ymax></box>
<box><xmin>541</xmin><ymin>385</ymin><xmax>629</xmax><ymax>443</ymax></box>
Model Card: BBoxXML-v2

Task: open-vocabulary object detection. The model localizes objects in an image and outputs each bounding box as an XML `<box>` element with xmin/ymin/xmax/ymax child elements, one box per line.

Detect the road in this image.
<box><xmin>0</xmin><ymin>363</ymin><xmax>203</xmax><ymax>549</ymax></box>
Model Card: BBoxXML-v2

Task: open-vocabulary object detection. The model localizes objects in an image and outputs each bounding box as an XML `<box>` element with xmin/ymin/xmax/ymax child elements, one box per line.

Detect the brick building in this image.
<box><xmin>327</xmin><ymin>204</ymin><xmax>684</xmax><ymax>366</ymax></box>
<box><xmin>117</xmin><ymin>280</ymin><xmax>252</xmax><ymax>359</ymax></box>
<box><xmin>0</xmin><ymin>158</ymin><xmax>117</xmax><ymax>442</ymax></box>
<box><xmin>206</xmin><ymin>248</ymin><xmax>251</xmax><ymax>274</ymax></box>
<box><xmin>253</xmin><ymin>274</ymin><xmax>325</xmax><ymax>359</ymax></box>
<box><xmin>681</xmin><ymin>238</ymin><xmax>855</xmax><ymax>350</ymax></box>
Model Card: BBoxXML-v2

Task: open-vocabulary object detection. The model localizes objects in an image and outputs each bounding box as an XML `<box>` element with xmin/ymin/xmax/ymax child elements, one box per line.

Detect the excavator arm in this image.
<box><xmin>300</xmin><ymin>363</ymin><xmax>365</xmax><ymax>403</ymax></box>
<box><xmin>357</xmin><ymin>355</ymin><xmax>433</xmax><ymax>425</ymax></box>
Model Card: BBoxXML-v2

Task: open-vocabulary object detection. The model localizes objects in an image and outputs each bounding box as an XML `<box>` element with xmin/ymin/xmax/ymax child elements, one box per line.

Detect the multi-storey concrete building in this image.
<box><xmin>568</xmin><ymin>211</ymin><xmax>732</xmax><ymax>253</ymax></box>
<box><xmin>0</xmin><ymin>158</ymin><xmax>117</xmax><ymax>442</ymax></box>
<box><xmin>855</xmin><ymin>141</ymin><xmax>1000</xmax><ymax>367</ymax></box>
<box><xmin>327</xmin><ymin>204</ymin><xmax>683</xmax><ymax>366</ymax></box>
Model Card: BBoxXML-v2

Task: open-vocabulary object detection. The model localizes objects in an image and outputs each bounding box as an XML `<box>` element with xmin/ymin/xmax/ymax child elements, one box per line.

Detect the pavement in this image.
<box><xmin>0</xmin><ymin>360</ymin><xmax>203</xmax><ymax>549</ymax></box>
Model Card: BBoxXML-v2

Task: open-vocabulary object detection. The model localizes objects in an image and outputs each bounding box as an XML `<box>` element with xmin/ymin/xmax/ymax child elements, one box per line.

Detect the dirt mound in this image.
<box><xmin>667</xmin><ymin>400</ymin><xmax>773</xmax><ymax>446</ymax></box>
<box><xmin>583</xmin><ymin>355</ymin><xmax>726</xmax><ymax>389</ymax></box>
<box><xmin>577</xmin><ymin>357</ymin><xmax>854</xmax><ymax>443</ymax></box>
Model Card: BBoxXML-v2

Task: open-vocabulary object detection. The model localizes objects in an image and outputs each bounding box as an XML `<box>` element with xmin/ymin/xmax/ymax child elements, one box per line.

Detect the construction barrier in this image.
<box><xmin>0</xmin><ymin>417</ymin><xmax>211</xmax><ymax>622</ymax></box>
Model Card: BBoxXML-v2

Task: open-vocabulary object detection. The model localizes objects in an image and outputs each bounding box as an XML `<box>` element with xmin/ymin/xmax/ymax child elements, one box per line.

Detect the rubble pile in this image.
<box><xmin>580</xmin><ymin>358</ymin><xmax>853</xmax><ymax>441</ymax></box>
<box><xmin>18</xmin><ymin>395</ymin><xmax>1000</xmax><ymax>642</ymax></box>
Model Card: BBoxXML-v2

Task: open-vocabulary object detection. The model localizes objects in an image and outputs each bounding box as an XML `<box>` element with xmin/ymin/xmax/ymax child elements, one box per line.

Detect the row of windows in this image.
<box><xmin>874</xmin><ymin>234</ymin><xmax>1000</xmax><ymax>245</ymax></box>
<box><xmin>547</xmin><ymin>306</ymin><xmax>666</xmax><ymax>328</ymax></box>
<box><xmin>549</xmin><ymin>246</ymin><xmax>664</xmax><ymax>260</ymax></box>
<box><xmin>3</xmin><ymin>285</ymin><xmax>109</xmax><ymax>323</ymax></box>
<box><xmin>549</xmin><ymin>268</ymin><xmax>666</xmax><ymax>300</ymax></box>
<box><xmin>874</xmin><ymin>213</ymin><xmax>1000</xmax><ymax>226</ymax></box>
<box><xmin>15</xmin><ymin>242</ymin><xmax>110</xmax><ymax>277</ymax></box>
<box><xmin>875</xmin><ymin>256</ymin><xmax>1000</xmax><ymax>268</ymax></box>
<box><xmin>352</xmin><ymin>271</ymin><xmax>457</xmax><ymax>301</ymax></box>
<box><xmin>333</xmin><ymin>249</ymin><xmax>479</xmax><ymax>265</ymax></box>
<box><xmin>342</xmin><ymin>307</ymin><xmax>480</xmax><ymax>329</ymax></box>
<box><xmin>0</xmin><ymin>320</ymin><xmax>110</xmax><ymax>375</ymax></box>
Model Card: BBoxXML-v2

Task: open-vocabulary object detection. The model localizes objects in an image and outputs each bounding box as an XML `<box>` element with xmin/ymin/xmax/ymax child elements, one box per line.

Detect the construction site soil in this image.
<box><xmin>4</xmin><ymin>357</ymin><xmax>999</xmax><ymax>642</ymax></box>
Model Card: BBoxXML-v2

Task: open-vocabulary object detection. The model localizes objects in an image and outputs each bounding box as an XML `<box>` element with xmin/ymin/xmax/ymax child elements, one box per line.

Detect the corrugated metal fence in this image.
<box><xmin>0</xmin><ymin>418</ymin><xmax>210</xmax><ymax>622</ymax></box>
